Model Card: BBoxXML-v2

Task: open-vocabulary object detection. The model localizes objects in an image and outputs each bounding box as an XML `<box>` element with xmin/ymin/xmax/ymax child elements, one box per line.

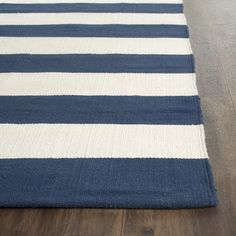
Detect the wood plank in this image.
<box><xmin>0</xmin><ymin>209</ymin><xmax>123</xmax><ymax>236</ymax></box>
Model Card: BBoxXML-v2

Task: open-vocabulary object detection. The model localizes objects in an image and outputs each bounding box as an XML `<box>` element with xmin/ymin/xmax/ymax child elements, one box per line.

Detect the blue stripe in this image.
<box><xmin>0</xmin><ymin>25</ymin><xmax>188</xmax><ymax>38</ymax></box>
<box><xmin>0</xmin><ymin>158</ymin><xmax>217</xmax><ymax>208</ymax></box>
<box><xmin>0</xmin><ymin>54</ymin><xmax>194</xmax><ymax>73</ymax></box>
<box><xmin>0</xmin><ymin>96</ymin><xmax>202</xmax><ymax>125</ymax></box>
<box><xmin>0</xmin><ymin>3</ymin><xmax>183</xmax><ymax>13</ymax></box>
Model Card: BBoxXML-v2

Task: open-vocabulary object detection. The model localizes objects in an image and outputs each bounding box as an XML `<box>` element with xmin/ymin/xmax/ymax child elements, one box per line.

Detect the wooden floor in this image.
<box><xmin>0</xmin><ymin>0</ymin><xmax>236</xmax><ymax>235</ymax></box>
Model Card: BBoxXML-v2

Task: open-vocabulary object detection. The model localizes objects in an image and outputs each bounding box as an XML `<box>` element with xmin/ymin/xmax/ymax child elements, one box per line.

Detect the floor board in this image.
<box><xmin>0</xmin><ymin>0</ymin><xmax>236</xmax><ymax>235</ymax></box>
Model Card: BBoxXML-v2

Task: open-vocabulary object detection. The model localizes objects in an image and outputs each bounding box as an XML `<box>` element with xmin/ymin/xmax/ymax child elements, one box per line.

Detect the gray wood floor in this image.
<box><xmin>0</xmin><ymin>0</ymin><xmax>236</xmax><ymax>235</ymax></box>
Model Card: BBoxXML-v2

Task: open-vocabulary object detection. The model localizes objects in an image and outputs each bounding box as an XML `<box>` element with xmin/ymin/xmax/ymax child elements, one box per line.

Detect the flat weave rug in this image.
<box><xmin>0</xmin><ymin>0</ymin><xmax>217</xmax><ymax>208</ymax></box>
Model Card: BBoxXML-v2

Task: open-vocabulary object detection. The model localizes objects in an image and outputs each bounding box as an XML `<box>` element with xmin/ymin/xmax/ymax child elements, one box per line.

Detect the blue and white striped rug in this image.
<box><xmin>0</xmin><ymin>0</ymin><xmax>217</xmax><ymax>208</ymax></box>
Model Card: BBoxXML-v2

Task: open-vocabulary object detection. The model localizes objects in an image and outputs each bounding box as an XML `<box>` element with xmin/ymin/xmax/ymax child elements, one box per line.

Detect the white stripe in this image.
<box><xmin>0</xmin><ymin>38</ymin><xmax>192</xmax><ymax>55</ymax></box>
<box><xmin>0</xmin><ymin>0</ymin><xmax>183</xmax><ymax>4</ymax></box>
<box><xmin>0</xmin><ymin>124</ymin><xmax>208</xmax><ymax>159</ymax></box>
<box><xmin>0</xmin><ymin>73</ymin><xmax>198</xmax><ymax>96</ymax></box>
<box><xmin>0</xmin><ymin>13</ymin><xmax>186</xmax><ymax>25</ymax></box>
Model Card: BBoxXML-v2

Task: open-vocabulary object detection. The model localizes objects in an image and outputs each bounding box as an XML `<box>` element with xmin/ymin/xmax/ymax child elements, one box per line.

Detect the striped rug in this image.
<box><xmin>0</xmin><ymin>0</ymin><xmax>217</xmax><ymax>208</ymax></box>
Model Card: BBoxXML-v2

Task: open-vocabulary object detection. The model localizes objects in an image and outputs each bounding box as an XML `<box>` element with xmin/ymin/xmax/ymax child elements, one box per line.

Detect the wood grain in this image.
<box><xmin>0</xmin><ymin>0</ymin><xmax>236</xmax><ymax>235</ymax></box>
<box><xmin>0</xmin><ymin>209</ymin><xmax>123</xmax><ymax>236</ymax></box>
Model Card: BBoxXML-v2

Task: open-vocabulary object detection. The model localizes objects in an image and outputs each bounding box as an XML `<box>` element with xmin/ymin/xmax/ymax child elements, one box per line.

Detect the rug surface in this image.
<box><xmin>0</xmin><ymin>0</ymin><xmax>217</xmax><ymax>208</ymax></box>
